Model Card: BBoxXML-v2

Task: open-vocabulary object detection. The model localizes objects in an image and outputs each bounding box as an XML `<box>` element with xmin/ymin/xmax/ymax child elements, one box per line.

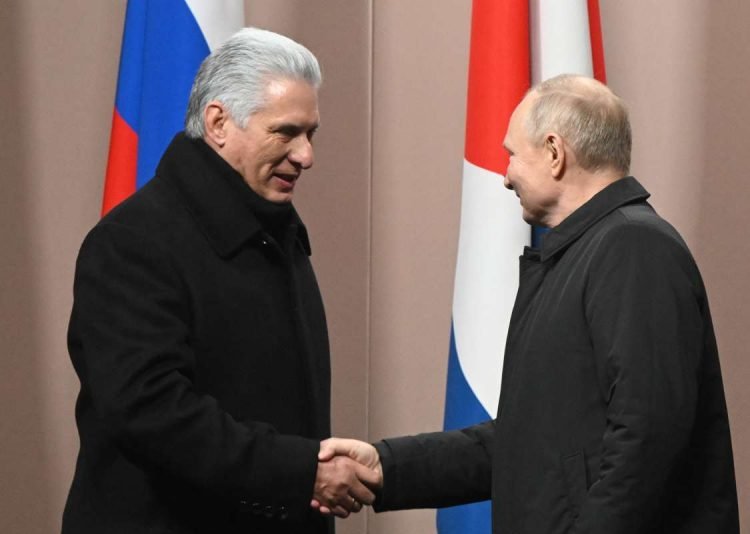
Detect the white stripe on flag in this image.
<box><xmin>531</xmin><ymin>0</ymin><xmax>593</xmax><ymax>83</ymax></box>
<box><xmin>453</xmin><ymin>159</ymin><xmax>528</xmax><ymax>416</ymax></box>
<box><xmin>184</xmin><ymin>0</ymin><xmax>245</xmax><ymax>51</ymax></box>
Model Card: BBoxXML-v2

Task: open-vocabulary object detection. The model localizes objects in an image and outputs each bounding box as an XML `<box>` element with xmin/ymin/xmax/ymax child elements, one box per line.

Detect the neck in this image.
<box><xmin>547</xmin><ymin>167</ymin><xmax>623</xmax><ymax>228</ymax></box>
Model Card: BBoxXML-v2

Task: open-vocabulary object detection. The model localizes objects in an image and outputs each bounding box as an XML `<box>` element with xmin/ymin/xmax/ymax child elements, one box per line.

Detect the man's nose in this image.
<box><xmin>290</xmin><ymin>137</ymin><xmax>314</xmax><ymax>169</ymax></box>
<box><xmin>503</xmin><ymin>174</ymin><xmax>513</xmax><ymax>190</ymax></box>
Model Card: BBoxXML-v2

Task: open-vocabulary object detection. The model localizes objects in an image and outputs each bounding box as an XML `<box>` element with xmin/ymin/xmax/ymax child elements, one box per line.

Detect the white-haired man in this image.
<box><xmin>320</xmin><ymin>74</ymin><xmax>739</xmax><ymax>533</ymax></box>
<box><xmin>64</xmin><ymin>28</ymin><xmax>379</xmax><ymax>534</ymax></box>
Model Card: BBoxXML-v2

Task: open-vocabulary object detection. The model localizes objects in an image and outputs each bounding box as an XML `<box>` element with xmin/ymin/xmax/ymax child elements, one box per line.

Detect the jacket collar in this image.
<box><xmin>155</xmin><ymin>133</ymin><xmax>311</xmax><ymax>258</ymax></box>
<box><xmin>539</xmin><ymin>176</ymin><xmax>650</xmax><ymax>262</ymax></box>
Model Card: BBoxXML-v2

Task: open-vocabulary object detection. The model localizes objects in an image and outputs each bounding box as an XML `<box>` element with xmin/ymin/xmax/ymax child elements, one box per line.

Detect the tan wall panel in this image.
<box><xmin>368</xmin><ymin>2</ymin><xmax>472</xmax><ymax>532</ymax></box>
<box><xmin>0</xmin><ymin>0</ymin><xmax>124</xmax><ymax>532</ymax></box>
<box><xmin>697</xmin><ymin>11</ymin><xmax>750</xmax><ymax>529</ymax></box>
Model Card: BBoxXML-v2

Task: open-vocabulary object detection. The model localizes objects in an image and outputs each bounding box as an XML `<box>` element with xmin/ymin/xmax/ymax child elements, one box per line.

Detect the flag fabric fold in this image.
<box><xmin>102</xmin><ymin>0</ymin><xmax>244</xmax><ymax>216</ymax></box>
<box><xmin>439</xmin><ymin>1</ymin><xmax>606</xmax><ymax>531</ymax></box>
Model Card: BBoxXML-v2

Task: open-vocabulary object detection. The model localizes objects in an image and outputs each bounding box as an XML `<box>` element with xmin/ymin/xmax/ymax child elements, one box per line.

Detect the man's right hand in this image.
<box><xmin>318</xmin><ymin>438</ymin><xmax>382</xmax><ymax>476</ymax></box>
<box><xmin>312</xmin><ymin>451</ymin><xmax>381</xmax><ymax>518</ymax></box>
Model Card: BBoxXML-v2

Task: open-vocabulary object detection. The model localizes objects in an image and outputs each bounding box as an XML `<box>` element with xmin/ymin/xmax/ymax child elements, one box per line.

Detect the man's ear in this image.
<box><xmin>545</xmin><ymin>133</ymin><xmax>566</xmax><ymax>179</ymax></box>
<box><xmin>203</xmin><ymin>101</ymin><xmax>229</xmax><ymax>148</ymax></box>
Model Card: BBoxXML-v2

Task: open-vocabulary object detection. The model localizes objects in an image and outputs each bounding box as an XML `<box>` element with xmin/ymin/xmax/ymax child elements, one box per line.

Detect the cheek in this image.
<box><xmin>261</xmin><ymin>143</ymin><xmax>289</xmax><ymax>166</ymax></box>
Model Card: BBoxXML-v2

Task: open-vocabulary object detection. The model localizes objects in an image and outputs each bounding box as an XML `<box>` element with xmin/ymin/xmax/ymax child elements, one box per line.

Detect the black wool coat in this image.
<box><xmin>63</xmin><ymin>134</ymin><xmax>333</xmax><ymax>534</ymax></box>
<box><xmin>374</xmin><ymin>177</ymin><xmax>739</xmax><ymax>534</ymax></box>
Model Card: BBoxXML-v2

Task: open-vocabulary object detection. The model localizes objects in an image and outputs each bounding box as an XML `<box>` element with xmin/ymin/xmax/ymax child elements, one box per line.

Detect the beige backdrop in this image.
<box><xmin>1</xmin><ymin>1</ymin><xmax>747</xmax><ymax>533</ymax></box>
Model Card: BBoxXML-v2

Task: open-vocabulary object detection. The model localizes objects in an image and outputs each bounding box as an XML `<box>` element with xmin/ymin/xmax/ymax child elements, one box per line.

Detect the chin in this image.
<box><xmin>268</xmin><ymin>192</ymin><xmax>294</xmax><ymax>204</ymax></box>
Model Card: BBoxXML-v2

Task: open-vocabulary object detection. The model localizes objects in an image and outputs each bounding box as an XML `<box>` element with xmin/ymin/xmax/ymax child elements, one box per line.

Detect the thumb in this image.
<box><xmin>318</xmin><ymin>438</ymin><xmax>344</xmax><ymax>461</ymax></box>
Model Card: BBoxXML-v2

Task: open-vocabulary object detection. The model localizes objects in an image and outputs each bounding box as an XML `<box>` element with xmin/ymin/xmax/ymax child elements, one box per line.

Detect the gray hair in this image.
<box><xmin>525</xmin><ymin>74</ymin><xmax>631</xmax><ymax>174</ymax></box>
<box><xmin>184</xmin><ymin>27</ymin><xmax>322</xmax><ymax>138</ymax></box>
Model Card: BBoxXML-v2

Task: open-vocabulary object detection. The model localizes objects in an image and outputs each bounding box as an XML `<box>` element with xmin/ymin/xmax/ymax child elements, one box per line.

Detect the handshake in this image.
<box><xmin>311</xmin><ymin>438</ymin><xmax>382</xmax><ymax>518</ymax></box>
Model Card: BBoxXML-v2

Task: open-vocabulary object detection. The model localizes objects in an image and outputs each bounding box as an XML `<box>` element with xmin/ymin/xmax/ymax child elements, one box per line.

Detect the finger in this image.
<box><xmin>310</xmin><ymin>499</ymin><xmax>321</xmax><ymax>509</ymax></box>
<box><xmin>331</xmin><ymin>505</ymin><xmax>350</xmax><ymax>518</ymax></box>
<box><xmin>318</xmin><ymin>438</ymin><xmax>353</xmax><ymax>461</ymax></box>
<box><xmin>354</xmin><ymin>462</ymin><xmax>383</xmax><ymax>490</ymax></box>
<box><xmin>317</xmin><ymin>438</ymin><xmax>340</xmax><ymax>461</ymax></box>
<box><xmin>350</xmin><ymin>498</ymin><xmax>363</xmax><ymax>513</ymax></box>
<box><xmin>348</xmin><ymin>477</ymin><xmax>376</xmax><ymax>505</ymax></box>
<box><xmin>318</xmin><ymin>505</ymin><xmax>332</xmax><ymax>515</ymax></box>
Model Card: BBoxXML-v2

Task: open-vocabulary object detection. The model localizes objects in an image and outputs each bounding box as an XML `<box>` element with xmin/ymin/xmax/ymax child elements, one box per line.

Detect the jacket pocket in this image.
<box><xmin>561</xmin><ymin>451</ymin><xmax>587</xmax><ymax>518</ymax></box>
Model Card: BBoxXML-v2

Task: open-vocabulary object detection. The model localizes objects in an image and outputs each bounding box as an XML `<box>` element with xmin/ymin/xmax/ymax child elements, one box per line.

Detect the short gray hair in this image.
<box><xmin>526</xmin><ymin>74</ymin><xmax>631</xmax><ymax>174</ymax></box>
<box><xmin>185</xmin><ymin>27</ymin><xmax>322</xmax><ymax>138</ymax></box>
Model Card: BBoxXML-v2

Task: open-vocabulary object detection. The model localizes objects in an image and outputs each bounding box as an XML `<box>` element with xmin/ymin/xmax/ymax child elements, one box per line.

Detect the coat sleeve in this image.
<box><xmin>372</xmin><ymin>420</ymin><xmax>494</xmax><ymax>511</ymax></box>
<box><xmin>571</xmin><ymin>220</ymin><xmax>705</xmax><ymax>533</ymax></box>
<box><xmin>69</xmin><ymin>222</ymin><xmax>320</xmax><ymax>518</ymax></box>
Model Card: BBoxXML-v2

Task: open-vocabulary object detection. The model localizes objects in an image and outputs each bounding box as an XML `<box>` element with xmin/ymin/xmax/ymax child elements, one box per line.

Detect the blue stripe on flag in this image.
<box><xmin>115</xmin><ymin>0</ymin><xmax>211</xmax><ymax>189</ymax></box>
<box><xmin>438</xmin><ymin>500</ymin><xmax>492</xmax><ymax>533</ymax></box>
<box><xmin>438</xmin><ymin>323</ymin><xmax>492</xmax><ymax>533</ymax></box>
<box><xmin>136</xmin><ymin>0</ymin><xmax>210</xmax><ymax>188</ymax></box>
<box><xmin>443</xmin><ymin>323</ymin><xmax>491</xmax><ymax>430</ymax></box>
<box><xmin>114</xmin><ymin>0</ymin><xmax>147</xmax><ymax>129</ymax></box>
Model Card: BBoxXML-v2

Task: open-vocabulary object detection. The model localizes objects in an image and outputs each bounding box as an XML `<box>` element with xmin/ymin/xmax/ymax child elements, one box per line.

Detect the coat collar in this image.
<box><xmin>538</xmin><ymin>176</ymin><xmax>650</xmax><ymax>262</ymax></box>
<box><xmin>155</xmin><ymin>133</ymin><xmax>311</xmax><ymax>258</ymax></box>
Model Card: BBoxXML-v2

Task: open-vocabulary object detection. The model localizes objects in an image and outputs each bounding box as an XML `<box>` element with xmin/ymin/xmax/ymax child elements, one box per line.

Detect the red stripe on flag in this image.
<box><xmin>587</xmin><ymin>0</ymin><xmax>606</xmax><ymax>83</ymax></box>
<box><xmin>465</xmin><ymin>0</ymin><xmax>530</xmax><ymax>176</ymax></box>
<box><xmin>102</xmin><ymin>109</ymin><xmax>138</xmax><ymax>217</ymax></box>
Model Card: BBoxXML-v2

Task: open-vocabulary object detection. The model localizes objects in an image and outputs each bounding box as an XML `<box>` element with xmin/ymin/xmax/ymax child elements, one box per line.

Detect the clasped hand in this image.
<box><xmin>311</xmin><ymin>438</ymin><xmax>383</xmax><ymax>518</ymax></box>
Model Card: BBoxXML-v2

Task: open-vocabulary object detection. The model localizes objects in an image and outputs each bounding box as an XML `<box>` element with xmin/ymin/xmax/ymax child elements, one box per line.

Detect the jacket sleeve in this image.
<box><xmin>373</xmin><ymin>420</ymin><xmax>494</xmax><ymax>511</ymax></box>
<box><xmin>69</xmin><ymin>222</ymin><xmax>320</xmax><ymax>518</ymax></box>
<box><xmin>572</xmin><ymin>221</ymin><xmax>705</xmax><ymax>533</ymax></box>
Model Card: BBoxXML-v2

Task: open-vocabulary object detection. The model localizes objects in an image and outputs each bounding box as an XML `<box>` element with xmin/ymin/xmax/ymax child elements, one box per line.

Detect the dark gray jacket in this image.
<box><xmin>375</xmin><ymin>177</ymin><xmax>738</xmax><ymax>534</ymax></box>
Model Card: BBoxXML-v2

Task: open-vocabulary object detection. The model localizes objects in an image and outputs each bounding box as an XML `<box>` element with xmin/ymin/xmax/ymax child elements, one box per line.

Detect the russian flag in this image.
<box><xmin>438</xmin><ymin>1</ymin><xmax>606</xmax><ymax>532</ymax></box>
<box><xmin>102</xmin><ymin>0</ymin><xmax>244</xmax><ymax>216</ymax></box>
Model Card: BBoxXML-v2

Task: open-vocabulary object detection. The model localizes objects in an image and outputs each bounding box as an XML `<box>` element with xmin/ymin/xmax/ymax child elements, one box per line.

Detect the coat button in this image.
<box><xmin>251</xmin><ymin>502</ymin><xmax>263</xmax><ymax>515</ymax></box>
<box><xmin>278</xmin><ymin>506</ymin><xmax>288</xmax><ymax>520</ymax></box>
<box><xmin>263</xmin><ymin>505</ymin><xmax>275</xmax><ymax>518</ymax></box>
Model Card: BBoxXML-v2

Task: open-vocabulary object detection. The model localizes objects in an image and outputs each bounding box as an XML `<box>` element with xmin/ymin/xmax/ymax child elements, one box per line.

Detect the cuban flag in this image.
<box><xmin>438</xmin><ymin>0</ymin><xmax>606</xmax><ymax>532</ymax></box>
<box><xmin>102</xmin><ymin>0</ymin><xmax>244</xmax><ymax>216</ymax></box>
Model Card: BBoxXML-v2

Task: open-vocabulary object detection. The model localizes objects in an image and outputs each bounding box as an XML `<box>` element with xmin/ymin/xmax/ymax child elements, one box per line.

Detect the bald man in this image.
<box><xmin>318</xmin><ymin>75</ymin><xmax>739</xmax><ymax>533</ymax></box>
